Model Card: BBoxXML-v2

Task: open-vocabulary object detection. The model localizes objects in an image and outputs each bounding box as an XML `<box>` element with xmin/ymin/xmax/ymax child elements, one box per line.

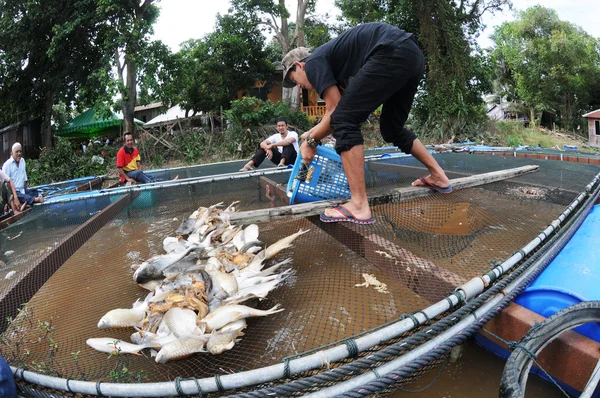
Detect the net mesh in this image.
<box><xmin>1</xmin><ymin>152</ymin><xmax>598</xmax><ymax>396</ymax></box>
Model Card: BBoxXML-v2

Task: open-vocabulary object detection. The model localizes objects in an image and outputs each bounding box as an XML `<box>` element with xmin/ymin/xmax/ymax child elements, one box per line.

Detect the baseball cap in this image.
<box><xmin>282</xmin><ymin>47</ymin><xmax>311</xmax><ymax>88</ymax></box>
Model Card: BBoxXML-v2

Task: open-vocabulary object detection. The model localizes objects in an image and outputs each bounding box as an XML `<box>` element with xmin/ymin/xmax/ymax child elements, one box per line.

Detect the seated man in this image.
<box><xmin>240</xmin><ymin>117</ymin><xmax>299</xmax><ymax>171</ymax></box>
<box><xmin>116</xmin><ymin>132</ymin><xmax>178</xmax><ymax>184</ymax></box>
<box><xmin>0</xmin><ymin>170</ymin><xmax>25</xmax><ymax>216</ymax></box>
<box><xmin>1</xmin><ymin>142</ymin><xmax>44</xmax><ymax>207</ymax></box>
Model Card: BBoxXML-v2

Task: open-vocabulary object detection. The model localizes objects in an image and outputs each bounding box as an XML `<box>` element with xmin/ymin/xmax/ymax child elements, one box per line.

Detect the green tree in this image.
<box><xmin>98</xmin><ymin>0</ymin><xmax>160</xmax><ymax>133</ymax></box>
<box><xmin>336</xmin><ymin>0</ymin><xmax>509</xmax><ymax>138</ymax></box>
<box><xmin>0</xmin><ymin>0</ymin><xmax>113</xmax><ymax>147</ymax></box>
<box><xmin>491</xmin><ymin>6</ymin><xmax>600</xmax><ymax>130</ymax></box>
<box><xmin>175</xmin><ymin>13</ymin><xmax>273</xmax><ymax>114</ymax></box>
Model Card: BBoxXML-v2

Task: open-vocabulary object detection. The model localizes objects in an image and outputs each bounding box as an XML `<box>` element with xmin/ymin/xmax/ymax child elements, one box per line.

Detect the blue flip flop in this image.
<box><xmin>320</xmin><ymin>205</ymin><xmax>375</xmax><ymax>225</ymax></box>
<box><xmin>418</xmin><ymin>176</ymin><xmax>453</xmax><ymax>194</ymax></box>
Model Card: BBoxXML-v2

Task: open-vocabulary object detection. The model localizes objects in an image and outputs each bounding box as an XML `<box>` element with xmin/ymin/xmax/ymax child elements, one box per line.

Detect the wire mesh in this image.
<box><xmin>0</xmin><ymin>153</ymin><xmax>598</xmax><ymax>396</ymax></box>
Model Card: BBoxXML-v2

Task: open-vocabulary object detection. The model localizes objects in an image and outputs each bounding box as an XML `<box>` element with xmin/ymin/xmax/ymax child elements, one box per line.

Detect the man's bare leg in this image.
<box><xmin>322</xmin><ymin>145</ymin><xmax>372</xmax><ymax>220</ymax></box>
<box><xmin>240</xmin><ymin>160</ymin><xmax>255</xmax><ymax>171</ymax></box>
<box><xmin>410</xmin><ymin>139</ymin><xmax>451</xmax><ymax>188</ymax></box>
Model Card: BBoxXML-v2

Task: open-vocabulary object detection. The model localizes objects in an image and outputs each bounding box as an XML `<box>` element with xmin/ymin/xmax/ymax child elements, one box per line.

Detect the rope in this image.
<box><xmin>65</xmin><ymin>377</ymin><xmax>73</xmax><ymax>393</ymax></box>
<box><xmin>95</xmin><ymin>381</ymin><xmax>105</xmax><ymax>396</ymax></box>
<box><xmin>400</xmin><ymin>313</ymin><xmax>420</xmax><ymax>327</ymax></box>
<box><xmin>397</xmin><ymin>353</ymin><xmax>450</xmax><ymax>393</ymax></box>
<box><xmin>283</xmin><ymin>358</ymin><xmax>291</xmax><ymax>379</ymax></box>
<box><xmin>175</xmin><ymin>377</ymin><xmax>185</xmax><ymax>396</ymax></box>
<box><xmin>480</xmin><ymin>328</ymin><xmax>570</xmax><ymax>397</ymax></box>
<box><xmin>215</xmin><ymin>374</ymin><xmax>225</xmax><ymax>394</ymax></box>
<box><xmin>413</xmin><ymin>310</ymin><xmax>430</xmax><ymax>324</ymax></box>
<box><xmin>343</xmin><ymin>339</ymin><xmax>359</xmax><ymax>358</ymax></box>
<box><xmin>173</xmin><ymin>377</ymin><xmax>203</xmax><ymax>397</ymax></box>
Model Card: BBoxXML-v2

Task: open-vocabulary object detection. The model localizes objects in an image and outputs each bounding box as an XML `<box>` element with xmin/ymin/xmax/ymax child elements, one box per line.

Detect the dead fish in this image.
<box><xmin>237</xmin><ymin>268</ymin><xmax>292</xmax><ymax>290</ymax></box>
<box><xmin>226</xmin><ymin>277</ymin><xmax>287</xmax><ymax>303</ymax></box>
<box><xmin>133</xmin><ymin>245</ymin><xmax>198</xmax><ymax>284</ymax></box>
<box><xmin>98</xmin><ymin>293</ymin><xmax>152</xmax><ymax>329</ymax></box>
<box><xmin>265</xmin><ymin>229</ymin><xmax>309</xmax><ymax>259</ymax></box>
<box><xmin>162</xmin><ymin>307</ymin><xmax>204</xmax><ymax>338</ymax></box>
<box><xmin>155</xmin><ymin>335</ymin><xmax>209</xmax><ymax>363</ymax></box>
<box><xmin>219</xmin><ymin>319</ymin><xmax>247</xmax><ymax>333</ymax></box>
<box><xmin>163</xmin><ymin>236</ymin><xmax>190</xmax><ymax>253</ymax></box>
<box><xmin>5</xmin><ymin>270</ymin><xmax>16</xmax><ymax>280</ymax></box>
<box><xmin>130</xmin><ymin>329</ymin><xmax>178</xmax><ymax>347</ymax></box>
<box><xmin>175</xmin><ymin>218</ymin><xmax>196</xmax><ymax>236</ymax></box>
<box><xmin>4</xmin><ymin>250</ymin><xmax>15</xmax><ymax>256</ymax></box>
<box><xmin>205</xmin><ymin>265</ymin><xmax>238</xmax><ymax>296</ymax></box>
<box><xmin>201</xmin><ymin>304</ymin><xmax>284</xmax><ymax>332</ymax></box>
<box><xmin>207</xmin><ymin>329</ymin><xmax>245</xmax><ymax>354</ymax></box>
<box><xmin>86</xmin><ymin>338</ymin><xmax>159</xmax><ymax>355</ymax></box>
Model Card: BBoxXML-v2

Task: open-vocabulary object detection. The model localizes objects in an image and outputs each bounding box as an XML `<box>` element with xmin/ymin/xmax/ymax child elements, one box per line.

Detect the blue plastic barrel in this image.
<box><xmin>0</xmin><ymin>354</ymin><xmax>16</xmax><ymax>398</ymax></box>
<box><xmin>514</xmin><ymin>205</ymin><xmax>600</xmax><ymax>342</ymax></box>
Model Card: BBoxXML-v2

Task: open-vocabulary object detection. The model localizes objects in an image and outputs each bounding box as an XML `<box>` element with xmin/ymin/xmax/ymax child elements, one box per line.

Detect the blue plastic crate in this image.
<box><xmin>286</xmin><ymin>146</ymin><xmax>351</xmax><ymax>204</ymax></box>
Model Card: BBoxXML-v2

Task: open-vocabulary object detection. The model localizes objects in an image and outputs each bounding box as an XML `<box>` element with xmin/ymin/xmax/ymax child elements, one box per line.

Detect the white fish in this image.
<box><xmin>130</xmin><ymin>330</ymin><xmax>178</xmax><ymax>347</ymax></box>
<box><xmin>133</xmin><ymin>245</ymin><xmax>198</xmax><ymax>284</ymax></box>
<box><xmin>236</xmin><ymin>268</ymin><xmax>292</xmax><ymax>290</ymax></box>
<box><xmin>225</xmin><ymin>278</ymin><xmax>286</xmax><ymax>303</ymax></box>
<box><xmin>243</xmin><ymin>224</ymin><xmax>260</xmax><ymax>244</ymax></box>
<box><xmin>86</xmin><ymin>338</ymin><xmax>159</xmax><ymax>355</ymax></box>
<box><xmin>5</xmin><ymin>270</ymin><xmax>16</xmax><ymax>280</ymax></box>
<box><xmin>239</xmin><ymin>258</ymin><xmax>293</xmax><ymax>278</ymax></box>
<box><xmin>162</xmin><ymin>307</ymin><xmax>204</xmax><ymax>338</ymax></box>
<box><xmin>219</xmin><ymin>319</ymin><xmax>247</xmax><ymax>333</ymax></box>
<box><xmin>155</xmin><ymin>335</ymin><xmax>209</xmax><ymax>363</ymax></box>
<box><xmin>265</xmin><ymin>229</ymin><xmax>309</xmax><ymax>259</ymax></box>
<box><xmin>205</xmin><ymin>267</ymin><xmax>238</xmax><ymax>296</ymax></box>
<box><xmin>98</xmin><ymin>293</ymin><xmax>152</xmax><ymax>329</ymax></box>
<box><xmin>201</xmin><ymin>304</ymin><xmax>284</xmax><ymax>332</ymax></box>
<box><xmin>207</xmin><ymin>329</ymin><xmax>245</xmax><ymax>355</ymax></box>
<box><xmin>163</xmin><ymin>237</ymin><xmax>189</xmax><ymax>254</ymax></box>
<box><xmin>4</xmin><ymin>250</ymin><xmax>15</xmax><ymax>256</ymax></box>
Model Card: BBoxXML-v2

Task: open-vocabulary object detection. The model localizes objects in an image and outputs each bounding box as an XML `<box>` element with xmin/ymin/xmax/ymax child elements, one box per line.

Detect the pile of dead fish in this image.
<box><xmin>87</xmin><ymin>202</ymin><xmax>308</xmax><ymax>363</ymax></box>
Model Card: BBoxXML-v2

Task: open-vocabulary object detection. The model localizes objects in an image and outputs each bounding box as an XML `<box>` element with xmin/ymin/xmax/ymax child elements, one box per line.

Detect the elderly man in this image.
<box><xmin>2</xmin><ymin>143</ymin><xmax>44</xmax><ymax>207</ymax></box>
<box><xmin>0</xmin><ymin>170</ymin><xmax>25</xmax><ymax>215</ymax></box>
<box><xmin>117</xmin><ymin>132</ymin><xmax>178</xmax><ymax>184</ymax></box>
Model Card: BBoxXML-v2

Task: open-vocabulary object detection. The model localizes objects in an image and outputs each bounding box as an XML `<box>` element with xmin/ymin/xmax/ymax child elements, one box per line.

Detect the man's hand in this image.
<box><xmin>300</xmin><ymin>130</ymin><xmax>312</xmax><ymax>141</ymax></box>
<box><xmin>266</xmin><ymin>149</ymin><xmax>273</xmax><ymax>159</ymax></box>
<box><xmin>13</xmin><ymin>198</ymin><xmax>20</xmax><ymax>210</ymax></box>
<box><xmin>127</xmin><ymin>178</ymin><xmax>137</xmax><ymax>184</ymax></box>
<box><xmin>300</xmin><ymin>140</ymin><xmax>317</xmax><ymax>165</ymax></box>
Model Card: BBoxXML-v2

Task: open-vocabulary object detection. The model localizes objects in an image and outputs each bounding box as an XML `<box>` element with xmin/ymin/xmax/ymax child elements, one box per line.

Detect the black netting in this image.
<box><xmin>1</xmin><ymin>152</ymin><xmax>598</xmax><ymax>396</ymax></box>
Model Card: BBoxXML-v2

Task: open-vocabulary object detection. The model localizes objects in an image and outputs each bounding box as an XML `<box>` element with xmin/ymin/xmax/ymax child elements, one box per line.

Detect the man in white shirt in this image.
<box><xmin>1</xmin><ymin>142</ymin><xmax>44</xmax><ymax>207</ymax></box>
<box><xmin>0</xmin><ymin>170</ymin><xmax>25</xmax><ymax>215</ymax></box>
<box><xmin>239</xmin><ymin>117</ymin><xmax>299</xmax><ymax>171</ymax></box>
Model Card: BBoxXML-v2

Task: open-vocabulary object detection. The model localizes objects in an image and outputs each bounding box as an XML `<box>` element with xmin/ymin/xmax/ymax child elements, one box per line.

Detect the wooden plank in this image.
<box><xmin>230</xmin><ymin>165</ymin><xmax>539</xmax><ymax>224</ymax></box>
<box><xmin>0</xmin><ymin>192</ymin><xmax>134</xmax><ymax>333</ymax></box>
<box><xmin>0</xmin><ymin>208</ymin><xmax>32</xmax><ymax>231</ymax></box>
<box><xmin>311</xmin><ymin>218</ymin><xmax>467</xmax><ymax>302</ymax></box>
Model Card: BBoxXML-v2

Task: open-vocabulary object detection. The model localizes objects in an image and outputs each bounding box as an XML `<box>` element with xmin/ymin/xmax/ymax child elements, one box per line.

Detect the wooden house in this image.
<box><xmin>583</xmin><ymin>110</ymin><xmax>600</xmax><ymax>147</ymax></box>
<box><xmin>0</xmin><ymin>118</ymin><xmax>42</xmax><ymax>164</ymax></box>
<box><xmin>134</xmin><ymin>102</ymin><xmax>164</xmax><ymax>123</ymax></box>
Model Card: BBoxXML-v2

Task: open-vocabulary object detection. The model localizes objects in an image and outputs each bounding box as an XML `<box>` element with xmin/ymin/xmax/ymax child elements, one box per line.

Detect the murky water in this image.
<box><xmin>388</xmin><ymin>341</ymin><xmax>566</xmax><ymax>398</ymax></box>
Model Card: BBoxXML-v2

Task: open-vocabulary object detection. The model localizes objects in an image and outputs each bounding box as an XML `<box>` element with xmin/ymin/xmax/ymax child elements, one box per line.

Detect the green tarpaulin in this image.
<box><xmin>56</xmin><ymin>107</ymin><xmax>143</xmax><ymax>138</ymax></box>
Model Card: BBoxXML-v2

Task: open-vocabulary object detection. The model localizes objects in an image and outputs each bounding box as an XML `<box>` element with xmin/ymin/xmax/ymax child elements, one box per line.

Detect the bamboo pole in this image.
<box><xmin>229</xmin><ymin>165</ymin><xmax>540</xmax><ymax>224</ymax></box>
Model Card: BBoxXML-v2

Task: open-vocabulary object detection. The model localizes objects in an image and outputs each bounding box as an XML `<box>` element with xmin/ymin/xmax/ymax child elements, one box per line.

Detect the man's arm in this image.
<box><xmin>117</xmin><ymin>167</ymin><xmax>136</xmax><ymax>184</ymax></box>
<box><xmin>136</xmin><ymin>160</ymin><xmax>142</xmax><ymax>171</ymax></box>
<box><xmin>259</xmin><ymin>139</ymin><xmax>272</xmax><ymax>150</ymax></box>
<box><xmin>267</xmin><ymin>136</ymin><xmax>296</xmax><ymax>148</ymax></box>
<box><xmin>303</xmin><ymin>85</ymin><xmax>342</xmax><ymax>141</ymax></box>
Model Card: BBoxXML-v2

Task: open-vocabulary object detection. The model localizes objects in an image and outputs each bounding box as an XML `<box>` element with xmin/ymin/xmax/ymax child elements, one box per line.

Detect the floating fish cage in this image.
<box><xmin>1</xmin><ymin>152</ymin><xmax>599</xmax><ymax>397</ymax></box>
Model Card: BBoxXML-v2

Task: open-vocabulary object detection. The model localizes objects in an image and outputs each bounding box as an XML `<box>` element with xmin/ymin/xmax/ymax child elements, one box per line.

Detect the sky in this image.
<box><xmin>152</xmin><ymin>0</ymin><xmax>600</xmax><ymax>52</ymax></box>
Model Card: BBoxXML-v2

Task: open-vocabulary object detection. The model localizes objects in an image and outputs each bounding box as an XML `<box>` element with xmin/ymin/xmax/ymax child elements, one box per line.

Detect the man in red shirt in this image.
<box><xmin>116</xmin><ymin>132</ymin><xmax>177</xmax><ymax>184</ymax></box>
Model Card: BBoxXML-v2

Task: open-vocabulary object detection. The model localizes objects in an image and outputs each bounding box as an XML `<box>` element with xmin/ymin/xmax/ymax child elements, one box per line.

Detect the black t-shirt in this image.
<box><xmin>305</xmin><ymin>22</ymin><xmax>412</xmax><ymax>96</ymax></box>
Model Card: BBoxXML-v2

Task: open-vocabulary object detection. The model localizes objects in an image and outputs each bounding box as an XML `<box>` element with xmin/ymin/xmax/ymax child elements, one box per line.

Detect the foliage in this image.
<box><xmin>226</xmin><ymin>97</ymin><xmax>311</xmax><ymax>130</ymax></box>
<box><xmin>173</xmin><ymin>13</ymin><xmax>273</xmax><ymax>114</ymax></box>
<box><xmin>0</xmin><ymin>0</ymin><xmax>114</xmax><ymax>146</ymax></box>
<box><xmin>28</xmin><ymin>138</ymin><xmax>118</xmax><ymax>185</ymax></box>
<box><xmin>491</xmin><ymin>6</ymin><xmax>600</xmax><ymax>131</ymax></box>
<box><xmin>335</xmin><ymin>0</ymin><xmax>509</xmax><ymax>140</ymax></box>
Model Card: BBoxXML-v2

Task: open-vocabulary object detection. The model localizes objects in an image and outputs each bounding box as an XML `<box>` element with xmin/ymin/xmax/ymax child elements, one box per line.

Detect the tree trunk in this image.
<box><xmin>122</xmin><ymin>53</ymin><xmax>137</xmax><ymax>134</ymax></box>
<box><xmin>42</xmin><ymin>91</ymin><xmax>54</xmax><ymax>148</ymax></box>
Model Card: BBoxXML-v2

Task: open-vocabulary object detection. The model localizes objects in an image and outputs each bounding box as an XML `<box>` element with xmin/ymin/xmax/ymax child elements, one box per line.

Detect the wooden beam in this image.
<box><xmin>259</xmin><ymin>176</ymin><xmax>290</xmax><ymax>205</ymax></box>
<box><xmin>310</xmin><ymin>218</ymin><xmax>467</xmax><ymax>302</ymax></box>
<box><xmin>230</xmin><ymin>165</ymin><xmax>539</xmax><ymax>224</ymax></box>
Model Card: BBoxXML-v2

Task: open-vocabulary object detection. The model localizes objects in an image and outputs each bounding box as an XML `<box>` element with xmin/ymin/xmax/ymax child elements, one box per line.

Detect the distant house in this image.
<box><xmin>0</xmin><ymin>118</ymin><xmax>42</xmax><ymax>164</ymax></box>
<box><xmin>134</xmin><ymin>102</ymin><xmax>164</xmax><ymax>123</ymax></box>
<box><xmin>583</xmin><ymin>109</ymin><xmax>600</xmax><ymax>147</ymax></box>
<box><xmin>238</xmin><ymin>62</ymin><xmax>326</xmax><ymax>121</ymax></box>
